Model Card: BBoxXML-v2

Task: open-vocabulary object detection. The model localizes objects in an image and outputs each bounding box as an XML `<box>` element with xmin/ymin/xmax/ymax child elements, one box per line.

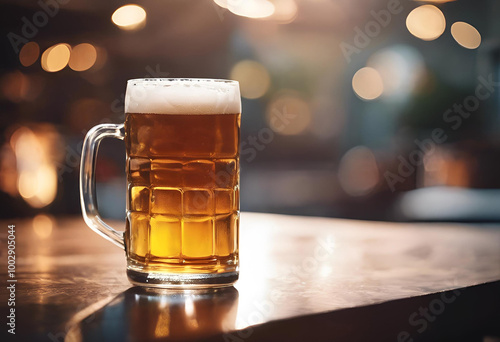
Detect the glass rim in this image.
<box><xmin>127</xmin><ymin>78</ymin><xmax>239</xmax><ymax>85</ymax></box>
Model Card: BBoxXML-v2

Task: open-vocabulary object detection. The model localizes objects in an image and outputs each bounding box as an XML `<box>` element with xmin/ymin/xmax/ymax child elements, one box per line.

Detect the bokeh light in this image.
<box><xmin>19</xmin><ymin>42</ymin><xmax>40</xmax><ymax>67</ymax></box>
<box><xmin>0</xmin><ymin>141</ymin><xmax>18</xmax><ymax>197</ymax></box>
<box><xmin>112</xmin><ymin>4</ymin><xmax>147</xmax><ymax>31</ymax></box>
<box><xmin>269</xmin><ymin>0</ymin><xmax>298</xmax><ymax>23</ymax></box>
<box><xmin>406</xmin><ymin>5</ymin><xmax>446</xmax><ymax>41</ymax></box>
<box><xmin>41</xmin><ymin>43</ymin><xmax>71</xmax><ymax>72</ymax></box>
<box><xmin>451</xmin><ymin>22</ymin><xmax>481</xmax><ymax>49</ymax></box>
<box><xmin>367</xmin><ymin>46</ymin><xmax>425</xmax><ymax>101</ymax></box>
<box><xmin>215</xmin><ymin>0</ymin><xmax>275</xmax><ymax>19</ymax></box>
<box><xmin>352</xmin><ymin>67</ymin><xmax>384</xmax><ymax>101</ymax></box>
<box><xmin>338</xmin><ymin>146</ymin><xmax>379</xmax><ymax>197</ymax></box>
<box><xmin>266</xmin><ymin>91</ymin><xmax>312</xmax><ymax>135</ymax></box>
<box><xmin>230</xmin><ymin>60</ymin><xmax>271</xmax><ymax>99</ymax></box>
<box><xmin>0</xmin><ymin>71</ymin><xmax>30</xmax><ymax>102</ymax></box>
<box><xmin>32</xmin><ymin>214</ymin><xmax>55</xmax><ymax>239</ymax></box>
<box><xmin>69</xmin><ymin>43</ymin><xmax>97</xmax><ymax>71</ymax></box>
<box><xmin>1</xmin><ymin>72</ymin><xmax>44</xmax><ymax>102</ymax></box>
<box><xmin>11</xmin><ymin>127</ymin><xmax>59</xmax><ymax>208</ymax></box>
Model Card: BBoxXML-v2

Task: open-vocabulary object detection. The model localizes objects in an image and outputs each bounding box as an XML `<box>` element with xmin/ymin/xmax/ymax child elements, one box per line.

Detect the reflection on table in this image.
<box><xmin>68</xmin><ymin>286</ymin><xmax>238</xmax><ymax>341</ymax></box>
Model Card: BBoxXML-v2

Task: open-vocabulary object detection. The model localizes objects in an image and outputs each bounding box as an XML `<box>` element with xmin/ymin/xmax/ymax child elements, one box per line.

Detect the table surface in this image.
<box><xmin>1</xmin><ymin>212</ymin><xmax>500</xmax><ymax>341</ymax></box>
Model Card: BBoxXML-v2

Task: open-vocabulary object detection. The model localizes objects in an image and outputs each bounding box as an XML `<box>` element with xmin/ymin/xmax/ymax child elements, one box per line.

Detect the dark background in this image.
<box><xmin>1</xmin><ymin>0</ymin><xmax>500</xmax><ymax>222</ymax></box>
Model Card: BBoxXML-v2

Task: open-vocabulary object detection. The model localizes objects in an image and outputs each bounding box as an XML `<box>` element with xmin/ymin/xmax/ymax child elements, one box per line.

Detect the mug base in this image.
<box><xmin>127</xmin><ymin>268</ymin><xmax>239</xmax><ymax>288</ymax></box>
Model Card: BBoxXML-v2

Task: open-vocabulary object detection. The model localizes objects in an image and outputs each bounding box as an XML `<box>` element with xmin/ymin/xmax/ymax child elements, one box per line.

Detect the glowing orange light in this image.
<box><xmin>112</xmin><ymin>4</ymin><xmax>147</xmax><ymax>30</ymax></box>
<box><xmin>11</xmin><ymin>127</ymin><xmax>58</xmax><ymax>208</ymax></box>
<box><xmin>19</xmin><ymin>42</ymin><xmax>40</xmax><ymax>67</ymax></box>
<box><xmin>406</xmin><ymin>5</ymin><xmax>446</xmax><ymax>41</ymax></box>
<box><xmin>41</xmin><ymin>44</ymin><xmax>71</xmax><ymax>72</ymax></box>
<box><xmin>0</xmin><ymin>71</ymin><xmax>30</xmax><ymax>103</ymax></box>
<box><xmin>32</xmin><ymin>214</ymin><xmax>55</xmax><ymax>239</ymax></box>
<box><xmin>69</xmin><ymin>43</ymin><xmax>97</xmax><ymax>71</ymax></box>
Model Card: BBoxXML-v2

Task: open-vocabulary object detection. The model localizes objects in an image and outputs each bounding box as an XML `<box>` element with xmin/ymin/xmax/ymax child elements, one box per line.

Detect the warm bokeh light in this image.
<box><xmin>19</xmin><ymin>42</ymin><xmax>40</xmax><ymax>67</ymax></box>
<box><xmin>213</xmin><ymin>0</ymin><xmax>228</xmax><ymax>8</ymax></box>
<box><xmin>230</xmin><ymin>60</ymin><xmax>271</xmax><ymax>99</ymax></box>
<box><xmin>215</xmin><ymin>0</ymin><xmax>275</xmax><ymax>19</ymax></box>
<box><xmin>17</xmin><ymin>162</ymin><xmax>58</xmax><ymax>208</ymax></box>
<box><xmin>266</xmin><ymin>92</ymin><xmax>312</xmax><ymax>135</ymax></box>
<box><xmin>32</xmin><ymin>214</ymin><xmax>55</xmax><ymax>239</ymax></box>
<box><xmin>367</xmin><ymin>46</ymin><xmax>425</xmax><ymax>100</ymax></box>
<box><xmin>0</xmin><ymin>71</ymin><xmax>30</xmax><ymax>102</ymax></box>
<box><xmin>338</xmin><ymin>146</ymin><xmax>379</xmax><ymax>196</ymax></box>
<box><xmin>0</xmin><ymin>142</ymin><xmax>18</xmax><ymax>197</ymax></box>
<box><xmin>11</xmin><ymin>127</ymin><xmax>59</xmax><ymax>208</ymax></box>
<box><xmin>451</xmin><ymin>22</ymin><xmax>481</xmax><ymax>49</ymax></box>
<box><xmin>69</xmin><ymin>43</ymin><xmax>97</xmax><ymax>71</ymax></box>
<box><xmin>1</xmin><ymin>72</ymin><xmax>43</xmax><ymax>102</ymax></box>
<box><xmin>112</xmin><ymin>4</ymin><xmax>147</xmax><ymax>30</ymax></box>
<box><xmin>41</xmin><ymin>43</ymin><xmax>71</xmax><ymax>72</ymax></box>
<box><xmin>269</xmin><ymin>0</ymin><xmax>298</xmax><ymax>23</ymax></box>
<box><xmin>406</xmin><ymin>5</ymin><xmax>446</xmax><ymax>41</ymax></box>
<box><xmin>352</xmin><ymin>67</ymin><xmax>384</xmax><ymax>100</ymax></box>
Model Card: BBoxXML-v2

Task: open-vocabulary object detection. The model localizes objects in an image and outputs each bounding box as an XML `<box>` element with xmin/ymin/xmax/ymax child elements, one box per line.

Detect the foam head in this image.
<box><xmin>125</xmin><ymin>78</ymin><xmax>241</xmax><ymax>115</ymax></box>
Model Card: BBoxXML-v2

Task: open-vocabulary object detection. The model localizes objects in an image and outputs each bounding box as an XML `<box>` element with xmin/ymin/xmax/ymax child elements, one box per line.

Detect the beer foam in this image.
<box><xmin>125</xmin><ymin>78</ymin><xmax>241</xmax><ymax>115</ymax></box>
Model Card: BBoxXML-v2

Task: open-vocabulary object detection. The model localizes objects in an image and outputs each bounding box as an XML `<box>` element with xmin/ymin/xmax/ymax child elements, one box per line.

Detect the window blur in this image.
<box><xmin>1</xmin><ymin>0</ymin><xmax>500</xmax><ymax>222</ymax></box>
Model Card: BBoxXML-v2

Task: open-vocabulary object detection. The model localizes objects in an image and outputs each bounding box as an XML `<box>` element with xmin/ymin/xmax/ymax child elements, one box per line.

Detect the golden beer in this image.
<box><xmin>123</xmin><ymin>79</ymin><xmax>241</xmax><ymax>286</ymax></box>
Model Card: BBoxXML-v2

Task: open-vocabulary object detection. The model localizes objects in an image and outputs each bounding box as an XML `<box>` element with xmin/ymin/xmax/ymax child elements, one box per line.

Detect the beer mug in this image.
<box><xmin>80</xmin><ymin>79</ymin><xmax>241</xmax><ymax>287</ymax></box>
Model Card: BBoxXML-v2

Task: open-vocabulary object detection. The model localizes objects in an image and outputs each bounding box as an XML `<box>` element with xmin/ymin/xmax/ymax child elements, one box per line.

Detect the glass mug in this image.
<box><xmin>80</xmin><ymin>78</ymin><xmax>241</xmax><ymax>288</ymax></box>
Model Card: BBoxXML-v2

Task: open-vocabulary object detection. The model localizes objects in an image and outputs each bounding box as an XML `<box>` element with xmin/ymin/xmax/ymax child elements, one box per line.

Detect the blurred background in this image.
<box><xmin>1</xmin><ymin>0</ymin><xmax>500</xmax><ymax>224</ymax></box>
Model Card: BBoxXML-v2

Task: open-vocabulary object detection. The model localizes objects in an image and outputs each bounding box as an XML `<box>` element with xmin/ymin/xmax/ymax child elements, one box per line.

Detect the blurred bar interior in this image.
<box><xmin>1</xmin><ymin>0</ymin><xmax>500</xmax><ymax>223</ymax></box>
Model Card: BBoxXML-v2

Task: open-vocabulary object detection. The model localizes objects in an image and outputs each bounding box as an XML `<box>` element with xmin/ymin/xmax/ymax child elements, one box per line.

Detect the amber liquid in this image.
<box><xmin>124</xmin><ymin>113</ymin><xmax>240</xmax><ymax>275</ymax></box>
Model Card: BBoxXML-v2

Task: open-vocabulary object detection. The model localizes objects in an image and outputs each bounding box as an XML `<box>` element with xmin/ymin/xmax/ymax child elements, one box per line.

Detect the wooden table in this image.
<box><xmin>1</xmin><ymin>213</ymin><xmax>500</xmax><ymax>341</ymax></box>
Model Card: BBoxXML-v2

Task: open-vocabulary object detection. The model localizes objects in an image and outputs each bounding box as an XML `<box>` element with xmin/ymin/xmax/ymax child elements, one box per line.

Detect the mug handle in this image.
<box><xmin>80</xmin><ymin>123</ymin><xmax>125</xmax><ymax>249</ymax></box>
